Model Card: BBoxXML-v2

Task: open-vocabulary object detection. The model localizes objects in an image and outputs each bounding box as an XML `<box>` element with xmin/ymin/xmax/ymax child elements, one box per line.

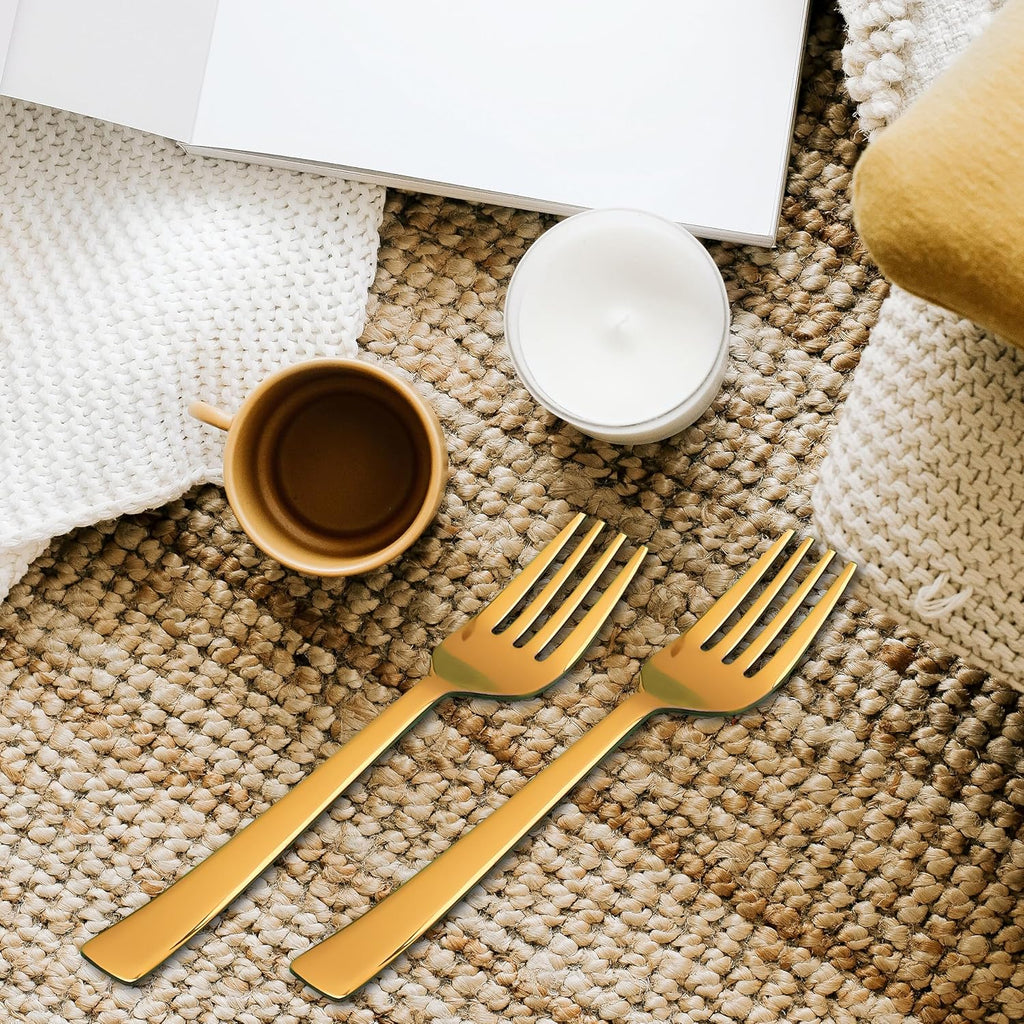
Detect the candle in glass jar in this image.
<box><xmin>504</xmin><ymin>208</ymin><xmax>730</xmax><ymax>444</ymax></box>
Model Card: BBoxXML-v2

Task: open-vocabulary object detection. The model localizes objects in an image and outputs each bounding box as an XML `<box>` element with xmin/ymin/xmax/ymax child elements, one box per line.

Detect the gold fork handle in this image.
<box><xmin>81</xmin><ymin>672</ymin><xmax>452</xmax><ymax>984</ymax></box>
<box><xmin>291</xmin><ymin>688</ymin><xmax>665</xmax><ymax>1000</ymax></box>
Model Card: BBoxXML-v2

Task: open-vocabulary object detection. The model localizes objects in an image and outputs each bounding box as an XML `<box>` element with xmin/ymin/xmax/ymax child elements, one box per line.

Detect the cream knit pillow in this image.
<box><xmin>0</xmin><ymin>98</ymin><xmax>384</xmax><ymax>601</ymax></box>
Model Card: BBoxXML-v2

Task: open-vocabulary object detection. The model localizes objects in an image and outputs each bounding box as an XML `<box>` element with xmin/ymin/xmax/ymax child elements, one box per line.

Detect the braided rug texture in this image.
<box><xmin>1</xmin><ymin>8</ymin><xmax>1021</xmax><ymax>1023</ymax></box>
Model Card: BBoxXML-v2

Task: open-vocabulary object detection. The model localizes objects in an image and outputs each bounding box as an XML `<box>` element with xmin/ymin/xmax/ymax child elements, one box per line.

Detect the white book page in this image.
<box><xmin>194</xmin><ymin>0</ymin><xmax>808</xmax><ymax>240</ymax></box>
<box><xmin>1</xmin><ymin>0</ymin><xmax>217</xmax><ymax>139</ymax></box>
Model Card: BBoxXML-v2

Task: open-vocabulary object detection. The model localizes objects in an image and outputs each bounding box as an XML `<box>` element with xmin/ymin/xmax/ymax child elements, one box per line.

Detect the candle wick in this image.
<box><xmin>610</xmin><ymin>311</ymin><xmax>632</xmax><ymax>340</ymax></box>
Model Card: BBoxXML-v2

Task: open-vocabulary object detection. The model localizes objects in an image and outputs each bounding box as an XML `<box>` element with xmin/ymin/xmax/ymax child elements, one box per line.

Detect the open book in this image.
<box><xmin>0</xmin><ymin>0</ymin><xmax>810</xmax><ymax>245</ymax></box>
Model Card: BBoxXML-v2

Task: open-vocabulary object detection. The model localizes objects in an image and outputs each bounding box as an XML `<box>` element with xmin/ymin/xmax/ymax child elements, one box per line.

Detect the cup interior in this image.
<box><xmin>226</xmin><ymin>362</ymin><xmax>443</xmax><ymax>574</ymax></box>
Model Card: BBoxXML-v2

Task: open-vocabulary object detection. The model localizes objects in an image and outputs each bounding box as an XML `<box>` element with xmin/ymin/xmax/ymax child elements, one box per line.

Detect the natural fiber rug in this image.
<box><xmin>0</xmin><ymin>7</ymin><xmax>1021</xmax><ymax>1023</ymax></box>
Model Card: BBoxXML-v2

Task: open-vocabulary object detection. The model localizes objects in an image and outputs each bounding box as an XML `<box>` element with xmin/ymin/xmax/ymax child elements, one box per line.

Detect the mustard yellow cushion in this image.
<box><xmin>852</xmin><ymin>0</ymin><xmax>1024</xmax><ymax>347</ymax></box>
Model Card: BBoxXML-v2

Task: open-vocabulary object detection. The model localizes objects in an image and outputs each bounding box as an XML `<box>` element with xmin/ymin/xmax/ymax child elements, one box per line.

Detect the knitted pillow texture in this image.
<box><xmin>0</xmin><ymin>98</ymin><xmax>384</xmax><ymax>602</ymax></box>
<box><xmin>851</xmin><ymin>0</ymin><xmax>1024</xmax><ymax>347</ymax></box>
<box><xmin>813</xmin><ymin>0</ymin><xmax>1024</xmax><ymax>686</ymax></box>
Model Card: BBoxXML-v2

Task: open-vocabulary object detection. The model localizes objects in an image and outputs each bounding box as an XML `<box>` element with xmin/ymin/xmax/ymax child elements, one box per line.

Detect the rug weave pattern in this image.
<box><xmin>1</xmin><ymin>10</ymin><xmax>1022</xmax><ymax>1023</ymax></box>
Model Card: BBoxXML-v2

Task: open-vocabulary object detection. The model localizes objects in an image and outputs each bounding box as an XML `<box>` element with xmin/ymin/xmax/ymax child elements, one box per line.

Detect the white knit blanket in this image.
<box><xmin>0</xmin><ymin>99</ymin><xmax>384</xmax><ymax>601</ymax></box>
<box><xmin>814</xmin><ymin>0</ymin><xmax>1024</xmax><ymax>684</ymax></box>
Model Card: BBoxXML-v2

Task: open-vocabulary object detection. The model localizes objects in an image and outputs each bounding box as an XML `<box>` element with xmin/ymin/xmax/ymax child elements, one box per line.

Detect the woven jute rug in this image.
<box><xmin>1</xmin><ymin>8</ymin><xmax>1021</xmax><ymax>1023</ymax></box>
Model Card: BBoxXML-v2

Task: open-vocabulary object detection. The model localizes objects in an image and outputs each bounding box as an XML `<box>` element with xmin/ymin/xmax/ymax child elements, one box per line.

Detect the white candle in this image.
<box><xmin>504</xmin><ymin>208</ymin><xmax>730</xmax><ymax>444</ymax></box>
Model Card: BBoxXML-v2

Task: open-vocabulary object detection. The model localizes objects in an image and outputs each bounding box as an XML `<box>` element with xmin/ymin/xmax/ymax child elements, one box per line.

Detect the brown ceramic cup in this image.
<box><xmin>189</xmin><ymin>359</ymin><xmax>447</xmax><ymax>576</ymax></box>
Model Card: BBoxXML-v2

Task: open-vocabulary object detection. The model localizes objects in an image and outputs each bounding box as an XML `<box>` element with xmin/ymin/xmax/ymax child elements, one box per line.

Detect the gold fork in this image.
<box><xmin>290</xmin><ymin>531</ymin><xmax>856</xmax><ymax>999</ymax></box>
<box><xmin>81</xmin><ymin>513</ymin><xmax>647</xmax><ymax>983</ymax></box>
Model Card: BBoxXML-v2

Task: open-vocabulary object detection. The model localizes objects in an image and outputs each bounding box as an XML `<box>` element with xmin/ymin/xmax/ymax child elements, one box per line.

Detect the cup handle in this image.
<box><xmin>189</xmin><ymin>401</ymin><xmax>234</xmax><ymax>432</ymax></box>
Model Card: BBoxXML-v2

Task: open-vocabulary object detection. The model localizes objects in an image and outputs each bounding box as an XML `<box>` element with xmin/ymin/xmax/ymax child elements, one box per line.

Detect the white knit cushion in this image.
<box><xmin>813</xmin><ymin>286</ymin><xmax>1024</xmax><ymax>677</ymax></box>
<box><xmin>0</xmin><ymin>98</ymin><xmax>384</xmax><ymax>597</ymax></box>
<box><xmin>813</xmin><ymin>0</ymin><xmax>1024</xmax><ymax>684</ymax></box>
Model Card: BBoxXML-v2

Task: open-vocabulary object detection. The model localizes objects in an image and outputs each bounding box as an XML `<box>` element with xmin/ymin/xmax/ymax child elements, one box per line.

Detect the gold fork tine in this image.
<box><xmin>752</xmin><ymin>560</ymin><xmax>857</xmax><ymax>684</ymax></box>
<box><xmin>501</xmin><ymin>520</ymin><xmax>606</xmax><ymax>643</ymax></box>
<box><xmin>732</xmin><ymin>549</ymin><xmax>837</xmax><ymax>675</ymax></box>
<box><xmin>686</xmin><ymin>530</ymin><xmax>795</xmax><ymax>646</ymax></box>
<box><xmin>475</xmin><ymin>513</ymin><xmax>588</xmax><ymax>630</ymax></box>
<box><xmin>523</xmin><ymin>532</ymin><xmax>628</xmax><ymax>656</ymax></box>
<box><xmin>539</xmin><ymin>544</ymin><xmax>649</xmax><ymax>670</ymax></box>
<box><xmin>715</xmin><ymin>537</ymin><xmax>814</xmax><ymax>659</ymax></box>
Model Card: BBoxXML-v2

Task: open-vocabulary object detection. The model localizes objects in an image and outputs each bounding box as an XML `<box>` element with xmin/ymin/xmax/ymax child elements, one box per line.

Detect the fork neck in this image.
<box><xmin>357</xmin><ymin>669</ymin><xmax>456</xmax><ymax>738</ymax></box>
<box><xmin>404</xmin><ymin>668</ymin><xmax>457</xmax><ymax>707</ymax></box>
<box><xmin>617</xmin><ymin>687</ymin><xmax>670</xmax><ymax>726</ymax></box>
<box><xmin>563</xmin><ymin>687</ymin><xmax>668</xmax><ymax>762</ymax></box>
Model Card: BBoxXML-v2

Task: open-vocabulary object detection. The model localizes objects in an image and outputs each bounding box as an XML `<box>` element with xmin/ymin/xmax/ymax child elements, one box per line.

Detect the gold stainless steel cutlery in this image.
<box><xmin>81</xmin><ymin>513</ymin><xmax>646</xmax><ymax>983</ymax></box>
<box><xmin>290</xmin><ymin>531</ymin><xmax>856</xmax><ymax>999</ymax></box>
